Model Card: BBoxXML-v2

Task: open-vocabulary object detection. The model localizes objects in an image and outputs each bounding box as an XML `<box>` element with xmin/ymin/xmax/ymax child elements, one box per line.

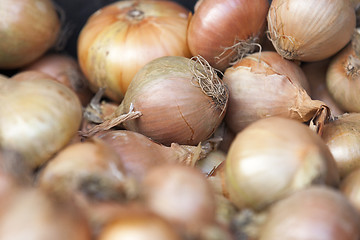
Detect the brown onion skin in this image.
<box><xmin>141</xmin><ymin>164</ymin><xmax>216</xmax><ymax>233</ymax></box>
<box><xmin>223</xmin><ymin>51</ymin><xmax>321</xmax><ymax>133</ymax></box>
<box><xmin>258</xmin><ymin>186</ymin><xmax>360</xmax><ymax>240</ymax></box>
<box><xmin>23</xmin><ymin>53</ymin><xmax>93</xmax><ymax>106</ymax></box>
<box><xmin>340</xmin><ymin>167</ymin><xmax>360</xmax><ymax>213</ymax></box>
<box><xmin>302</xmin><ymin>59</ymin><xmax>344</xmax><ymax>117</ymax></box>
<box><xmin>326</xmin><ymin>44</ymin><xmax>360</xmax><ymax>113</ymax></box>
<box><xmin>187</xmin><ymin>0</ymin><xmax>269</xmax><ymax>71</ymax></box>
<box><xmin>0</xmin><ymin>0</ymin><xmax>60</xmax><ymax>69</ymax></box>
<box><xmin>78</xmin><ymin>0</ymin><xmax>191</xmax><ymax>102</ymax></box>
<box><xmin>225</xmin><ymin>117</ymin><xmax>339</xmax><ymax>211</ymax></box>
<box><xmin>321</xmin><ymin>113</ymin><xmax>360</xmax><ymax>178</ymax></box>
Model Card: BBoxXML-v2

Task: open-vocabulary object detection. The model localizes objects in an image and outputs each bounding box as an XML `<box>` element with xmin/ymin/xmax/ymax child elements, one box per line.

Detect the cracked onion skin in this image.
<box><xmin>0</xmin><ymin>71</ymin><xmax>82</xmax><ymax>169</ymax></box>
<box><xmin>77</xmin><ymin>0</ymin><xmax>191</xmax><ymax>102</ymax></box>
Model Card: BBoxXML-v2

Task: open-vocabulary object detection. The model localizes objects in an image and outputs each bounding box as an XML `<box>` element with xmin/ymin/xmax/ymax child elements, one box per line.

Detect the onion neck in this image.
<box><xmin>126</xmin><ymin>9</ymin><xmax>144</xmax><ymax>21</ymax></box>
<box><xmin>346</xmin><ymin>55</ymin><xmax>360</xmax><ymax>78</ymax></box>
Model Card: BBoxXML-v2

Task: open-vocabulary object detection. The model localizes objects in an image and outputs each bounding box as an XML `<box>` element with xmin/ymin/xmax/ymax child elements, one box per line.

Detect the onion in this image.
<box><xmin>187</xmin><ymin>0</ymin><xmax>269</xmax><ymax>71</ymax></box>
<box><xmin>0</xmin><ymin>187</ymin><xmax>91</xmax><ymax>240</ymax></box>
<box><xmin>321</xmin><ymin>113</ymin><xmax>360</xmax><ymax>178</ymax></box>
<box><xmin>95</xmin><ymin>130</ymin><xmax>205</xmax><ymax>182</ymax></box>
<box><xmin>80</xmin><ymin>55</ymin><xmax>229</xmax><ymax>146</ymax></box>
<box><xmin>302</xmin><ymin>59</ymin><xmax>344</xmax><ymax>117</ymax></box>
<box><xmin>326</xmin><ymin>44</ymin><xmax>360</xmax><ymax>113</ymax></box>
<box><xmin>267</xmin><ymin>0</ymin><xmax>355</xmax><ymax>62</ymax></box>
<box><xmin>36</xmin><ymin>138</ymin><xmax>134</xmax><ymax>202</ymax></box>
<box><xmin>140</xmin><ymin>164</ymin><xmax>216</xmax><ymax>233</ymax></box>
<box><xmin>223</xmin><ymin>51</ymin><xmax>324</xmax><ymax>133</ymax></box>
<box><xmin>0</xmin><ymin>71</ymin><xmax>82</xmax><ymax>169</ymax></box>
<box><xmin>340</xmin><ymin>167</ymin><xmax>360</xmax><ymax>213</ymax></box>
<box><xmin>77</xmin><ymin>0</ymin><xmax>191</xmax><ymax>102</ymax></box>
<box><xmin>98</xmin><ymin>210</ymin><xmax>182</xmax><ymax>240</ymax></box>
<box><xmin>258</xmin><ymin>186</ymin><xmax>360</xmax><ymax>240</ymax></box>
<box><xmin>225</xmin><ymin>117</ymin><xmax>339</xmax><ymax>211</ymax></box>
<box><xmin>0</xmin><ymin>0</ymin><xmax>60</xmax><ymax>69</ymax></box>
<box><xmin>23</xmin><ymin>53</ymin><xmax>93</xmax><ymax>106</ymax></box>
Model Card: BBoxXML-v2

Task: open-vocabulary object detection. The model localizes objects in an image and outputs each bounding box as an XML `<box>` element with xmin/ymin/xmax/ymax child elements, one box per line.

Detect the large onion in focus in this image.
<box><xmin>267</xmin><ymin>0</ymin><xmax>355</xmax><ymax>61</ymax></box>
<box><xmin>78</xmin><ymin>0</ymin><xmax>191</xmax><ymax>102</ymax></box>
<box><xmin>0</xmin><ymin>71</ymin><xmax>82</xmax><ymax>169</ymax></box>
<box><xmin>0</xmin><ymin>0</ymin><xmax>60</xmax><ymax>69</ymax></box>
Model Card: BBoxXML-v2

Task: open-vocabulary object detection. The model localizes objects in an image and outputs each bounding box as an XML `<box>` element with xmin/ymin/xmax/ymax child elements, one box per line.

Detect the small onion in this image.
<box><xmin>81</xmin><ymin>56</ymin><xmax>229</xmax><ymax>146</ymax></box>
<box><xmin>225</xmin><ymin>117</ymin><xmax>339</xmax><ymax>211</ymax></box>
<box><xmin>96</xmin><ymin>130</ymin><xmax>204</xmax><ymax>182</ymax></box>
<box><xmin>326</xmin><ymin>44</ymin><xmax>360</xmax><ymax>113</ymax></box>
<box><xmin>0</xmin><ymin>71</ymin><xmax>82</xmax><ymax>169</ymax></box>
<box><xmin>340</xmin><ymin>167</ymin><xmax>360</xmax><ymax>213</ymax></box>
<box><xmin>78</xmin><ymin>0</ymin><xmax>191</xmax><ymax>101</ymax></box>
<box><xmin>0</xmin><ymin>187</ymin><xmax>91</xmax><ymax>240</ymax></box>
<box><xmin>302</xmin><ymin>59</ymin><xmax>344</xmax><ymax>117</ymax></box>
<box><xmin>23</xmin><ymin>53</ymin><xmax>93</xmax><ymax>106</ymax></box>
<box><xmin>267</xmin><ymin>0</ymin><xmax>355</xmax><ymax>61</ymax></box>
<box><xmin>98</xmin><ymin>211</ymin><xmax>182</xmax><ymax>240</ymax></box>
<box><xmin>187</xmin><ymin>0</ymin><xmax>269</xmax><ymax>71</ymax></box>
<box><xmin>36</xmin><ymin>139</ymin><xmax>133</xmax><ymax>202</ymax></box>
<box><xmin>321</xmin><ymin>113</ymin><xmax>360</xmax><ymax>178</ymax></box>
<box><xmin>223</xmin><ymin>51</ymin><xmax>323</xmax><ymax>133</ymax></box>
<box><xmin>0</xmin><ymin>0</ymin><xmax>60</xmax><ymax>69</ymax></box>
<box><xmin>140</xmin><ymin>164</ymin><xmax>216</xmax><ymax>233</ymax></box>
<box><xmin>258</xmin><ymin>186</ymin><xmax>360</xmax><ymax>240</ymax></box>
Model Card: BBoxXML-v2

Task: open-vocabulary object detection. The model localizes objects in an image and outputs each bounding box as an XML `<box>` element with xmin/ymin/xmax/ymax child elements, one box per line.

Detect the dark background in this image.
<box><xmin>52</xmin><ymin>0</ymin><xmax>198</xmax><ymax>58</ymax></box>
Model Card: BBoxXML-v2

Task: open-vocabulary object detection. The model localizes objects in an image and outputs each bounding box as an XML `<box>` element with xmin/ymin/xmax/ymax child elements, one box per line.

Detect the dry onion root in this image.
<box><xmin>267</xmin><ymin>0</ymin><xmax>356</xmax><ymax>62</ymax></box>
<box><xmin>223</xmin><ymin>51</ymin><xmax>325</xmax><ymax>133</ymax></box>
<box><xmin>80</xmin><ymin>55</ymin><xmax>229</xmax><ymax>146</ymax></box>
<box><xmin>321</xmin><ymin>113</ymin><xmax>360</xmax><ymax>178</ymax></box>
<box><xmin>225</xmin><ymin>117</ymin><xmax>339</xmax><ymax>211</ymax></box>
<box><xmin>187</xmin><ymin>0</ymin><xmax>269</xmax><ymax>71</ymax></box>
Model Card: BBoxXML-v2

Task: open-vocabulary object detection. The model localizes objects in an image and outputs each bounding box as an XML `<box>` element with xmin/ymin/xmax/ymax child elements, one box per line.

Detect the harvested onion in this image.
<box><xmin>267</xmin><ymin>0</ymin><xmax>355</xmax><ymax>61</ymax></box>
<box><xmin>78</xmin><ymin>0</ymin><xmax>191</xmax><ymax>102</ymax></box>
<box><xmin>225</xmin><ymin>117</ymin><xmax>339</xmax><ymax>211</ymax></box>
<box><xmin>340</xmin><ymin>167</ymin><xmax>360</xmax><ymax>213</ymax></box>
<box><xmin>0</xmin><ymin>0</ymin><xmax>60</xmax><ymax>69</ymax></box>
<box><xmin>321</xmin><ymin>113</ymin><xmax>360</xmax><ymax>178</ymax></box>
<box><xmin>258</xmin><ymin>186</ymin><xmax>360</xmax><ymax>240</ymax></box>
<box><xmin>187</xmin><ymin>0</ymin><xmax>269</xmax><ymax>71</ymax></box>
<box><xmin>326</xmin><ymin>44</ymin><xmax>360</xmax><ymax>113</ymax></box>
<box><xmin>223</xmin><ymin>51</ymin><xmax>323</xmax><ymax>133</ymax></box>
<box><xmin>81</xmin><ymin>56</ymin><xmax>229</xmax><ymax>146</ymax></box>
<box><xmin>23</xmin><ymin>53</ymin><xmax>93</xmax><ymax>106</ymax></box>
<box><xmin>0</xmin><ymin>71</ymin><xmax>82</xmax><ymax>169</ymax></box>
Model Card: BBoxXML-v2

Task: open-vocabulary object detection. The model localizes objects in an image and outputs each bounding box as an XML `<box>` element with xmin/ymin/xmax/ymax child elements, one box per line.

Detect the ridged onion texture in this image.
<box><xmin>0</xmin><ymin>0</ymin><xmax>60</xmax><ymax>69</ymax></box>
<box><xmin>326</xmin><ymin>44</ymin><xmax>360</xmax><ymax>113</ymax></box>
<box><xmin>78</xmin><ymin>0</ymin><xmax>191</xmax><ymax>102</ymax></box>
<box><xmin>225</xmin><ymin>117</ymin><xmax>339</xmax><ymax>211</ymax></box>
<box><xmin>321</xmin><ymin>113</ymin><xmax>360</xmax><ymax>178</ymax></box>
<box><xmin>81</xmin><ymin>56</ymin><xmax>229</xmax><ymax>146</ymax></box>
<box><xmin>267</xmin><ymin>0</ymin><xmax>356</xmax><ymax>61</ymax></box>
<box><xmin>223</xmin><ymin>51</ymin><xmax>324</xmax><ymax>133</ymax></box>
<box><xmin>0</xmin><ymin>71</ymin><xmax>82</xmax><ymax>169</ymax></box>
<box><xmin>187</xmin><ymin>0</ymin><xmax>269</xmax><ymax>71</ymax></box>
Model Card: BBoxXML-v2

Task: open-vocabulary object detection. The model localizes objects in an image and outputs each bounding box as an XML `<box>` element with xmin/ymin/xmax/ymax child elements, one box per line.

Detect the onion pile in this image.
<box><xmin>78</xmin><ymin>0</ymin><xmax>192</xmax><ymax>102</ymax></box>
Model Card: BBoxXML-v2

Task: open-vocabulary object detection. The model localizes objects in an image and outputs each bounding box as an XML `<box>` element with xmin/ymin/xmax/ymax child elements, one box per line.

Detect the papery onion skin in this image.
<box><xmin>223</xmin><ymin>51</ymin><xmax>322</xmax><ymax>133</ymax></box>
<box><xmin>78</xmin><ymin>0</ymin><xmax>191</xmax><ymax>102</ymax></box>
<box><xmin>0</xmin><ymin>71</ymin><xmax>82</xmax><ymax>169</ymax></box>
<box><xmin>267</xmin><ymin>0</ymin><xmax>355</xmax><ymax>62</ymax></box>
<box><xmin>0</xmin><ymin>0</ymin><xmax>60</xmax><ymax>69</ymax></box>
<box><xmin>102</xmin><ymin>56</ymin><xmax>228</xmax><ymax>146</ymax></box>
<box><xmin>187</xmin><ymin>0</ymin><xmax>269</xmax><ymax>71</ymax></box>
<box><xmin>258</xmin><ymin>186</ymin><xmax>360</xmax><ymax>240</ymax></box>
<box><xmin>326</xmin><ymin>44</ymin><xmax>360</xmax><ymax>113</ymax></box>
<box><xmin>23</xmin><ymin>53</ymin><xmax>93</xmax><ymax>106</ymax></box>
<box><xmin>321</xmin><ymin>113</ymin><xmax>360</xmax><ymax>178</ymax></box>
<box><xmin>225</xmin><ymin>117</ymin><xmax>339</xmax><ymax>211</ymax></box>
